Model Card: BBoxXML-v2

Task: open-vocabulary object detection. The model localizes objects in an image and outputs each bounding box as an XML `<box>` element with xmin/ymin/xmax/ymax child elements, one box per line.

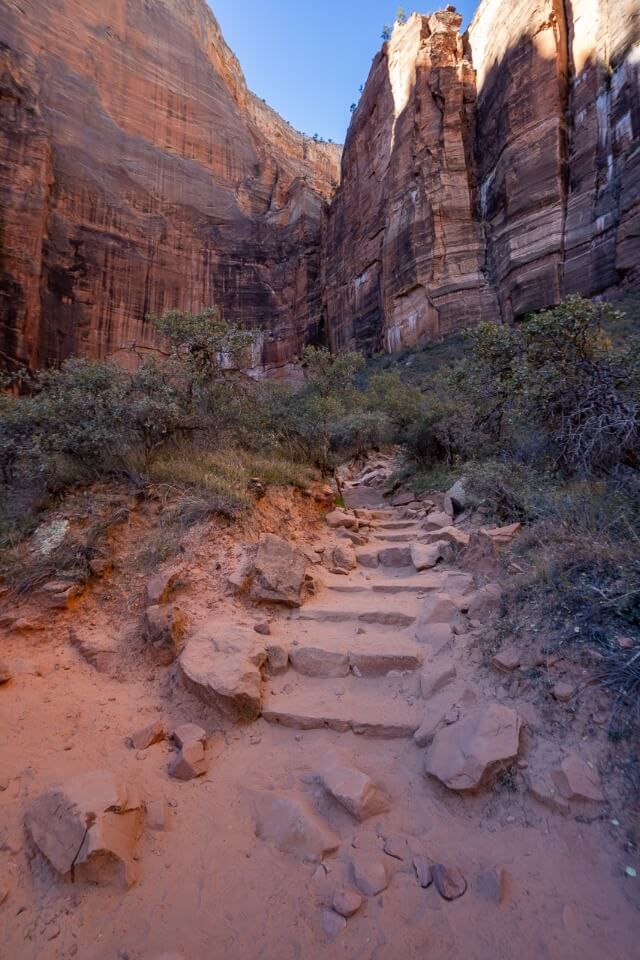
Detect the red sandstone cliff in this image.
<box><xmin>0</xmin><ymin>0</ymin><xmax>340</xmax><ymax>372</ymax></box>
<box><xmin>323</xmin><ymin>2</ymin><xmax>640</xmax><ymax>351</ymax></box>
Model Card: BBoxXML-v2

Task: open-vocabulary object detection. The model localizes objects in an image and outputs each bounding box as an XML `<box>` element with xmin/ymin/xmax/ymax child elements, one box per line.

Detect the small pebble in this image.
<box><xmin>625</xmin><ymin>866</ymin><xmax>637</xmax><ymax>878</ymax></box>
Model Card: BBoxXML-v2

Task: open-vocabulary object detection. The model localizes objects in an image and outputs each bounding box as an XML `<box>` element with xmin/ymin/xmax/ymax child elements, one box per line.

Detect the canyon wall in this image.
<box><xmin>0</xmin><ymin>0</ymin><xmax>340</xmax><ymax>372</ymax></box>
<box><xmin>324</xmin><ymin>1</ymin><xmax>640</xmax><ymax>352</ymax></box>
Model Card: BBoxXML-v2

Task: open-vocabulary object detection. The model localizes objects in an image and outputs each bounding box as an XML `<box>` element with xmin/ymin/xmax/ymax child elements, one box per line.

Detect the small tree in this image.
<box><xmin>381</xmin><ymin>24</ymin><xmax>392</xmax><ymax>41</ymax></box>
<box><xmin>396</xmin><ymin>7</ymin><xmax>407</xmax><ymax>24</ymax></box>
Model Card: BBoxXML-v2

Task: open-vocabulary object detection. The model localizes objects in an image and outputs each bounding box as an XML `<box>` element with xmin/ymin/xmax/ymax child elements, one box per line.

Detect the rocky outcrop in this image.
<box><xmin>322</xmin><ymin>10</ymin><xmax>499</xmax><ymax>354</ymax></box>
<box><xmin>322</xmin><ymin>3</ymin><xmax>640</xmax><ymax>352</ymax></box>
<box><xmin>0</xmin><ymin>0</ymin><xmax>340</xmax><ymax>372</ymax></box>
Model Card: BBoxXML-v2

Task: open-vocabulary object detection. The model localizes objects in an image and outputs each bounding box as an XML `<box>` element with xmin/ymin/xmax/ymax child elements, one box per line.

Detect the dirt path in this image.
<box><xmin>0</xmin><ymin>467</ymin><xmax>638</xmax><ymax>959</ymax></box>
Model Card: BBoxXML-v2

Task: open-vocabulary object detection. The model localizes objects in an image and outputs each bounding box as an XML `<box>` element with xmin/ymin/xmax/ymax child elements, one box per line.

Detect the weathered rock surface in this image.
<box><xmin>244</xmin><ymin>535</ymin><xmax>309</xmax><ymax>608</ymax></box>
<box><xmin>0</xmin><ymin>0</ymin><xmax>340</xmax><ymax>372</ymax></box>
<box><xmin>24</xmin><ymin>770</ymin><xmax>143</xmax><ymax>887</ymax></box>
<box><xmin>424</xmin><ymin>704</ymin><xmax>522</xmax><ymax>791</ymax></box>
<box><xmin>253</xmin><ymin>790</ymin><xmax>340</xmax><ymax>862</ymax></box>
<box><xmin>315</xmin><ymin>762</ymin><xmax>389</xmax><ymax>821</ymax></box>
<box><xmin>322</xmin><ymin>5</ymin><xmax>640</xmax><ymax>355</ymax></box>
<box><xmin>179</xmin><ymin>626</ymin><xmax>266</xmax><ymax>722</ymax></box>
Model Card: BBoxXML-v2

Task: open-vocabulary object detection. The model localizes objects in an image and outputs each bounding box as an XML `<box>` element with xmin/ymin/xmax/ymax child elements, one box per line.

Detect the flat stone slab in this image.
<box><xmin>263</xmin><ymin>678</ymin><xmax>421</xmax><ymax>738</ymax></box>
<box><xmin>252</xmin><ymin>790</ymin><xmax>340</xmax><ymax>862</ymax></box>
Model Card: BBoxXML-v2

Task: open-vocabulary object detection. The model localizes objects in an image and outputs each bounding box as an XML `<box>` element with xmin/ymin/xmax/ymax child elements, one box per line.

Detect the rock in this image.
<box><xmin>413</xmin><ymin>855</ymin><xmax>433</xmax><ymax>888</ymax></box>
<box><xmin>32</xmin><ymin>518</ymin><xmax>70</xmax><ymax>555</ymax></box>
<box><xmin>378</xmin><ymin>546</ymin><xmax>413</xmax><ymax>567</ymax></box>
<box><xmin>417</xmin><ymin>593</ymin><xmax>460</xmax><ymax>626</ymax></box>
<box><xmin>40</xmin><ymin>581</ymin><xmax>82</xmax><ymax>609</ymax></box>
<box><xmin>253</xmin><ymin>621</ymin><xmax>271</xmax><ymax>636</ymax></box>
<box><xmin>253</xmin><ymin>790</ymin><xmax>340</xmax><ymax>862</ymax></box>
<box><xmin>422</xmin><ymin>526</ymin><xmax>470</xmax><ymax>549</ymax></box>
<box><xmin>481</xmin><ymin>522</ymin><xmax>522</xmax><ymax>545</ymax></box>
<box><xmin>476</xmin><ymin>867</ymin><xmax>508</xmax><ymax>904</ymax></box>
<box><xmin>326</xmin><ymin>510</ymin><xmax>357</xmax><ymax>530</ymax></box>
<box><xmin>552</xmin><ymin>682</ymin><xmax>577</xmax><ymax>703</ymax></box>
<box><xmin>331</xmin><ymin>542</ymin><xmax>357</xmax><ymax>574</ymax></box>
<box><xmin>24</xmin><ymin>770</ymin><xmax>143</xmax><ymax>887</ymax></box>
<box><xmin>424</xmin><ymin>511</ymin><xmax>452</xmax><ymax>531</ymax></box>
<box><xmin>171</xmin><ymin>723</ymin><xmax>207</xmax><ymax>749</ymax></box>
<box><xmin>355</xmin><ymin>549</ymin><xmax>379</xmax><ymax>569</ymax></box>
<box><xmin>179</xmin><ymin>627</ymin><xmax>266</xmax><ymax>722</ymax></box>
<box><xmin>145</xmin><ymin>798</ymin><xmax>168</xmax><ymax>831</ymax></box>
<box><xmin>383</xmin><ymin>836</ymin><xmax>410</xmax><ymax>861</ymax></box>
<box><xmin>320</xmin><ymin>908</ymin><xmax>346</xmax><ymax>939</ymax></box>
<box><xmin>414</xmin><ymin>685</ymin><xmax>477</xmax><ymax>747</ymax></box>
<box><xmin>414</xmin><ymin>622</ymin><xmax>453</xmax><ymax>652</ymax></box>
<box><xmin>143</xmin><ymin>605</ymin><xmax>185</xmax><ymax>660</ymax></box>
<box><xmin>89</xmin><ymin>558</ymin><xmax>112</xmax><ymax>577</ymax></box>
<box><xmin>492</xmin><ymin>648</ymin><xmax>521</xmax><ymax>673</ymax></box>
<box><xmin>352</xmin><ymin>854</ymin><xmax>388</xmax><ymax>896</ymax></box>
<box><xmin>411</xmin><ymin>541</ymin><xmax>452</xmax><ymax>571</ymax></box>
<box><xmin>391</xmin><ymin>491</ymin><xmax>415</xmax><ymax>507</ymax></box>
<box><xmin>265</xmin><ymin>643</ymin><xmax>289</xmax><ymax>675</ymax></box>
<box><xmin>245</xmin><ymin>534</ymin><xmax>309</xmax><ymax>607</ymax></box>
<box><xmin>145</xmin><ymin>568</ymin><xmax>182</xmax><ymax>606</ymax></box>
<box><xmin>462</xmin><ymin>530</ymin><xmax>503</xmax><ymax>575</ymax></box>
<box><xmin>420</xmin><ymin>659</ymin><xmax>457</xmax><ymax>698</ymax></box>
<box><xmin>551</xmin><ymin>756</ymin><xmax>604</xmax><ymax>802</ymax></box>
<box><xmin>315</xmin><ymin>763</ymin><xmax>389</xmax><ymax>821</ymax></box>
<box><xmin>332</xmin><ymin>887</ymin><xmax>362</xmax><ymax>918</ymax></box>
<box><xmin>131</xmin><ymin>722</ymin><xmax>165</xmax><ymax>751</ymax></box>
<box><xmin>466</xmin><ymin>583</ymin><xmax>503</xmax><ymax>621</ymax></box>
<box><xmin>446</xmin><ymin>480</ymin><xmax>467</xmax><ymax>514</ymax></box>
<box><xmin>0</xmin><ymin>661</ymin><xmax>12</xmax><ymax>685</ymax></box>
<box><xmin>168</xmin><ymin>741</ymin><xmax>208</xmax><ymax>781</ymax></box>
<box><xmin>290</xmin><ymin>647</ymin><xmax>349</xmax><ymax>678</ymax></box>
<box><xmin>425</xmin><ymin>704</ymin><xmax>522</xmax><ymax>791</ymax></box>
<box><xmin>526</xmin><ymin>771</ymin><xmax>570</xmax><ymax>815</ymax></box>
<box><xmin>432</xmin><ymin>863</ymin><xmax>467</xmax><ymax>900</ymax></box>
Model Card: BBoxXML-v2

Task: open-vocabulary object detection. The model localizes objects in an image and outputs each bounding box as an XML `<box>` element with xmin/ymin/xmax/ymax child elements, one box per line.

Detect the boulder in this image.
<box><xmin>326</xmin><ymin>510</ymin><xmax>357</xmax><ymax>530</ymax></box>
<box><xmin>424</xmin><ymin>704</ymin><xmax>522</xmax><ymax>791</ymax></box>
<box><xmin>422</xmin><ymin>526</ymin><xmax>470</xmax><ymax>549</ymax></box>
<box><xmin>330</xmin><ymin>542</ymin><xmax>357</xmax><ymax>574</ymax></box>
<box><xmin>466</xmin><ymin>583</ymin><xmax>503</xmax><ymax>621</ymax></box>
<box><xmin>131</xmin><ymin>722</ymin><xmax>165</xmax><ymax>751</ymax></box>
<box><xmin>315</xmin><ymin>762</ymin><xmax>389</xmax><ymax>821</ymax></box>
<box><xmin>24</xmin><ymin>770</ymin><xmax>143</xmax><ymax>887</ymax></box>
<box><xmin>253</xmin><ymin>790</ymin><xmax>340</xmax><ymax>862</ymax></box>
<box><xmin>462</xmin><ymin>530</ymin><xmax>502</xmax><ymax>575</ymax></box>
<box><xmin>352</xmin><ymin>854</ymin><xmax>388</xmax><ymax>896</ymax></box>
<box><xmin>420</xmin><ymin>659</ymin><xmax>457</xmax><ymax>698</ymax></box>
<box><xmin>171</xmin><ymin>723</ymin><xmax>207</xmax><ymax>749</ymax></box>
<box><xmin>424</xmin><ymin>511</ymin><xmax>452</xmax><ymax>531</ymax></box>
<box><xmin>411</xmin><ymin>541</ymin><xmax>452</xmax><ymax>571</ymax></box>
<box><xmin>492</xmin><ymin>648</ymin><xmax>521</xmax><ymax>673</ymax></box>
<box><xmin>245</xmin><ymin>534</ymin><xmax>309</xmax><ymax>607</ymax></box>
<box><xmin>168</xmin><ymin>741</ymin><xmax>208</xmax><ymax>781</ymax></box>
<box><xmin>551</xmin><ymin>756</ymin><xmax>604</xmax><ymax>802</ymax></box>
<box><xmin>179</xmin><ymin>627</ymin><xmax>266</xmax><ymax>722</ymax></box>
<box><xmin>446</xmin><ymin>480</ymin><xmax>467</xmax><ymax>514</ymax></box>
<box><xmin>432</xmin><ymin>863</ymin><xmax>467</xmax><ymax>900</ymax></box>
<box><xmin>417</xmin><ymin>593</ymin><xmax>460</xmax><ymax>626</ymax></box>
<box><xmin>290</xmin><ymin>647</ymin><xmax>349</xmax><ymax>678</ymax></box>
<box><xmin>481</xmin><ymin>522</ymin><xmax>522</xmax><ymax>545</ymax></box>
<box><xmin>332</xmin><ymin>887</ymin><xmax>362</xmax><ymax>918</ymax></box>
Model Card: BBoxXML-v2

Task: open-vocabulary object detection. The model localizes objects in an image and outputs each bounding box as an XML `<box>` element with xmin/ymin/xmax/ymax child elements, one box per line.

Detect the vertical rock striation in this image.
<box><xmin>0</xmin><ymin>0</ymin><xmax>340</xmax><ymax>372</ymax></box>
<box><xmin>323</xmin><ymin>1</ymin><xmax>640</xmax><ymax>350</ymax></box>
<box><xmin>323</xmin><ymin>11</ymin><xmax>498</xmax><ymax>355</ymax></box>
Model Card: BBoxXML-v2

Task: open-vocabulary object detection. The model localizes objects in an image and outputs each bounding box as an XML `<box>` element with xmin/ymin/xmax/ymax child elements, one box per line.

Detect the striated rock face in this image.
<box><xmin>0</xmin><ymin>0</ymin><xmax>340</xmax><ymax>372</ymax></box>
<box><xmin>323</xmin><ymin>3</ymin><xmax>640</xmax><ymax>351</ymax></box>
<box><xmin>322</xmin><ymin>11</ymin><xmax>499</xmax><ymax>354</ymax></box>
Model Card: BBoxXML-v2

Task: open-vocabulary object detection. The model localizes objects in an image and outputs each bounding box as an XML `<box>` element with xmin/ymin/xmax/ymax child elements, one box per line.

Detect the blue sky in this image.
<box><xmin>210</xmin><ymin>2</ymin><xmax>479</xmax><ymax>143</ymax></box>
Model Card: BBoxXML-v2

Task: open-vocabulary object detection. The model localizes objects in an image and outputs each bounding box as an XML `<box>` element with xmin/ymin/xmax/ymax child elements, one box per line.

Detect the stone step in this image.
<box><xmin>262</xmin><ymin>676</ymin><xmax>422</xmax><ymax>738</ymax></box>
<box><xmin>297</xmin><ymin>589</ymin><xmax>420</xmax><ymax>626</ymax></box>
<box><xmin>376</xmin><ymin>521</ymin><xmax>420</xmax><ymax>531</ymax></box>
<box><xmin>373</xmin><ymin>533</ymin><xmax>416</xmax><ymax>543</ymax></box>
<box><xmin>285</xmin><ymin>634</ymin><xmax>424</xmax><ymax>678</ymax></box>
